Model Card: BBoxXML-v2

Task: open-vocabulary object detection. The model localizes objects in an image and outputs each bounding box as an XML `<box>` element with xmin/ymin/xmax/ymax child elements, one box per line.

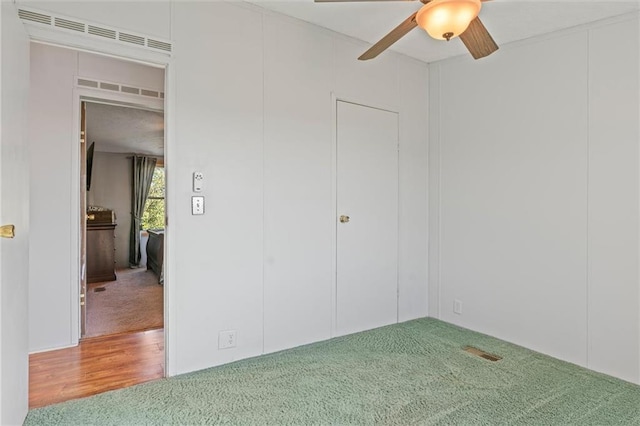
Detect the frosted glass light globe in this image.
<box><xmin>416</xmin><ymin>0</ymin><xmax>482</xmax><ymax>41</ymax></box>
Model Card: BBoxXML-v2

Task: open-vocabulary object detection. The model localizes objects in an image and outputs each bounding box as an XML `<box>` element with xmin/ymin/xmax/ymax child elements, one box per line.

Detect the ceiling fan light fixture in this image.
<box><xmin>416</xmin><ymin>0</ymin><xmax>481</xmax><ymax>41</ymax></box>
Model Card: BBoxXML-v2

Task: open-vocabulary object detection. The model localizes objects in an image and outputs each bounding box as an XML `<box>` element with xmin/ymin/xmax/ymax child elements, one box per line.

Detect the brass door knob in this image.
<box><xmin>86</xmin><ymin>214</ymin><xmax>95</xmax><ymax>221</ymax></box>
<box><xmin>0</xmin><ymin>224</ymin><xmax>15</xmax><ymax>239</ymax></box>
<box><xmin>339</xmin><ymin>215</ymin><xmax>350</xmax><ymax>223</ymax></box>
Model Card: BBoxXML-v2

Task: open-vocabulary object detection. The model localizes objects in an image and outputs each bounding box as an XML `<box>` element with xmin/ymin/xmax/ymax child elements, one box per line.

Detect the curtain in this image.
<box><xmin>129</xmin><ymin>155</ymin><xmax>157</xmax><ymax>267</ymax></box>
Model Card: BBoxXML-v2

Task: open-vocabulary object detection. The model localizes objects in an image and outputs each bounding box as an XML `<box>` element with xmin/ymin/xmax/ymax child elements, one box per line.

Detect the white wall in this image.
<box><xmin>429</xmin><ymin>14</ymin><xmax>639</xmax><ymax>384</ymax></box>
<box><xmin>28</xmin><ymin>43</ymin><xmax>164</xmax><ymax>352</ymax></box>
<box><xmin>87</xmin><ymin>152</ymin><xmax>132</xmax><ymax>269</ymax></box>
<box><xmin>587</xmin><ymin>18</ymin><xmax>640</xmax><ymax>382</ymax></box>
<box><xmin>24</xmin><ymin>1</ymin><xmax>429</xmax><ymax>376</ymax></box>
<box><xmin>169</xmin><ymin>2</ymin><xmax>428</xmax><ymax>374</ymax></box>
<box><xmin>0</xmin><ymin>2</ymin><xmax>31</xmax><ymax>424</ymax></box>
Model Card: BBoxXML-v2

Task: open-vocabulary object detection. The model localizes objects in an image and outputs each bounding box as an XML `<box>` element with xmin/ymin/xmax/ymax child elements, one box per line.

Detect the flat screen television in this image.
<box><xmin>86</xmin><ymin>142</ymin><xmax>95</xmax><ymax>191</ymax></box>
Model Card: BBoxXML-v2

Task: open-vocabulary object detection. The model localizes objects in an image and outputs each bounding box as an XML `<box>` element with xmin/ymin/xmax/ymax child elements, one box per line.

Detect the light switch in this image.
<box><xmin>193</xmin><ymin>172</ymin><xmax>204</xmax><ymax>192</ymax></box>
<box><xmin>192</xmin><ymin>196</ymin><xmax>204</xmax><ymax>215</ymax></box>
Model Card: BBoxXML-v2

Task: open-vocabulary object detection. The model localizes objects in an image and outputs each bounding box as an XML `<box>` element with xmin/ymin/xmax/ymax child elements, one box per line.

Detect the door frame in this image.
<box><xmin>80</xmin><ymin>100</ymin><xmax>87</xmax><ymax>337</ymax></box>
<box><xmin>330</xmin><ymin>93</ymin><xmax>400</xmax><ymax>338</ymax></box>
<box><xmin>22</xmin><ymin>13</ymin><xmax>175</xmax><ymax>378</ymax></box>
<box><xmin>75</xmin><ymin>94</ymin><xmax>165</xmax><ymax>341</ymax></box>
<box><xmin>60</xmin><ymin>57</ymin><xmax>174</xmax><ymax>376</ymax></box>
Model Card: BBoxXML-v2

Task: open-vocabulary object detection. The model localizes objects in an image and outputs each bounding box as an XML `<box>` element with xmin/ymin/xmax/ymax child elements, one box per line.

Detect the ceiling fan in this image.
<box><xmin>315</xmin><ymin>0</ymin><xmax>498</xmax><ymax>61</ymax></box>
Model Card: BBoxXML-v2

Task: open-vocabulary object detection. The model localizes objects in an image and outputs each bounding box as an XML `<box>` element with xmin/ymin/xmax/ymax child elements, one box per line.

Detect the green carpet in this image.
<box><xmin>25</xmin><ymin>318</ymin><xmax>640</xmax><ymax>425</ymax></box>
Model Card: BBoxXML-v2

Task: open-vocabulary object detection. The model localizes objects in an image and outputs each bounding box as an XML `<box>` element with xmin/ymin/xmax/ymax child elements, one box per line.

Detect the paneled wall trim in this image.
<box><xmin>429</xmin><ymin>13</ymin><xmax>640</xmax><ymax>384</ymax></box>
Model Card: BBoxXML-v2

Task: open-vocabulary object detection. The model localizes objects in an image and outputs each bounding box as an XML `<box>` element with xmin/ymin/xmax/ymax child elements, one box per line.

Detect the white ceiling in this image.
<box><xmin>86</xmin><ymin>102</ymin><xmax>164</xmax><ymax>157</ymax></box>
<box><xmin>82</xmin><ymin>1</ymin><xmax>637</xmax><ymax>151</ymax></box>
<box><xmin>247</xmin><ymin>0</ymin><xmax>640</xmax><ymax>63</ymax></box>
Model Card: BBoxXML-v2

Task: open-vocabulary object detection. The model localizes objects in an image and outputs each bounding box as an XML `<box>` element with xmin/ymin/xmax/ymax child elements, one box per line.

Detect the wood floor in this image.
<box><xmin>29</xmin><ymin>328</ymin><xmax>164</xmax><ymax>408</ymax></box>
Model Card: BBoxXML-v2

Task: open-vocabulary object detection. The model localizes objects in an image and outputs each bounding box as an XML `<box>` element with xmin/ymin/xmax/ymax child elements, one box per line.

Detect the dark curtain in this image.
<box><xmin>129</xmin><ymin>155</ymin><xmax>157</xmax><ymax>267</ymax></box>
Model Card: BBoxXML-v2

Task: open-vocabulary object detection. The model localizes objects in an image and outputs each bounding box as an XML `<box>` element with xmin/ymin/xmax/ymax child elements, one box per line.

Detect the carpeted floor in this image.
<box><xmin>86</xmin><ymin>268</ymin><xmax>163</xmax><ymax>338</ymax></box>
<box><xmin>26</xmin><ymin>318</ymin><xmax>640</xmax><ymax>425</ymax></box>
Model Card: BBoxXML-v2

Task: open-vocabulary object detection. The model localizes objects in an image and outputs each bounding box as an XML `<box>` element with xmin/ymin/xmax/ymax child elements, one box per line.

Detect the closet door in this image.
<box><xmin>336</xmin><ymin>101</ymin><xmax>399</xmax><ymax>336</ymax></box>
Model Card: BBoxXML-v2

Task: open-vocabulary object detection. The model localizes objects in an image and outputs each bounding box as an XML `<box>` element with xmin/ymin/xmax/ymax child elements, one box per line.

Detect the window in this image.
<box><xmin>141</xmin><ymin>166</ymin><xmax>165</xmax><ymax>230</ymax></box>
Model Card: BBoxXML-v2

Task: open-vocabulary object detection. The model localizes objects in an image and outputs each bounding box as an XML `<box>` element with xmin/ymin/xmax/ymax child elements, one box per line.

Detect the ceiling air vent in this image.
<box><xmin>54</xmin><ymin>17</ymin><xmax>85</xmax><ymax>32</ymax></box>
<box><xmin>18</xmin><ymin>9</ymin><xmax>51</xmax><ymax>25</ymax></box>
<box><xmin>147</xmin><ymin>39</ymin><xmax>172</xmax><ymax>52</ymax></box>
<box><xmin>88</xmin><ymin>25</ymin><xmax>116</xmax><ymax>40</ymax></box>
<box><xmin>119</xmin><ymin>32</ymin><xmax>145</xmax><ymax>46</ymax></box>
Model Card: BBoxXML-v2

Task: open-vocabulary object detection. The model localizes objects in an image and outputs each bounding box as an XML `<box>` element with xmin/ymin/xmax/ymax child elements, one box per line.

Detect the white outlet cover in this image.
<box><xmin>218</xmin><ymin>330</ymin><xmax>236</xmax><ymax>349</ymax></box>
<box><xmin>192</xmin><ymin>196</ymin><xmax>204</xmax><ymax>215</ymax></box>
<box><xmin>453</xmin><ymin>300</ymin><xmax>463</xmax><ymax>315</ymax></box>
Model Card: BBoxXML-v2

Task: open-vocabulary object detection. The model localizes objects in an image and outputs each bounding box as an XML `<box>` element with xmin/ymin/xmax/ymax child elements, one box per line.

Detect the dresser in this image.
<box><xmin>87</xmin><ymin>222</ymin><xmax>117</xmax><ymax>283</ymax></box>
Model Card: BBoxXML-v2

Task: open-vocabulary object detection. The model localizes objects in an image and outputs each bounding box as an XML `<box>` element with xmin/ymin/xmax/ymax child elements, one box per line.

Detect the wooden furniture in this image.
<box><xmin>146</xmin><ymin>229</ymin><xmax>164</xmax><ymax>283</ymax></box>
<box><xmin>86</xmin><ymin>223</ymin><xmax>117</xmax><ymax>283</ymax></box>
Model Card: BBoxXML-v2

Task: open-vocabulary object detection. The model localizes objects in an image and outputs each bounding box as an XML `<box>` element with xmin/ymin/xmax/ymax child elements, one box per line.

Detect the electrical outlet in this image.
<box><xmin>192</xmin><ymin>196</ymin><xmax>204</xmax><ymax>215</ymax></box>
<box><xmin>453</xmin><ymin>299</ymin><xmax>463</xmax><ymax>315</ymax></box>
<box><xmin>218</xmin><ymin>330</ymin><xmax>236</xmax><ymax>349</ymax></box>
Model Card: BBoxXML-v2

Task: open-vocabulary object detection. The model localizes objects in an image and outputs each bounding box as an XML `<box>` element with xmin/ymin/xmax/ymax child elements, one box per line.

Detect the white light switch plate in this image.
<box><xmin>193</xmin><ymin>171</ymin><xmax>204</xmax><ymax>192</ymax></box>
<box><xmin>192</xmin><ymin>196</ymin><xmax>204</xmax><ymax>215</ymax></box>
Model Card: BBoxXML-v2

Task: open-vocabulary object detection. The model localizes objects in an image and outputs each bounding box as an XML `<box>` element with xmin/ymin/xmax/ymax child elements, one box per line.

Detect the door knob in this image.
<box><xmin>86</xmin><ymin>214</ymin><xmax>95</xmax><ymax>221</ymax></box>
<box><xmin>0</xmin><ymin>225</ymin><xmax>14</xmax><ymax>239</ymax></box>
<box><xmin>339</xmin><ymin>215</ymin><xmax>350</xmax><ymax>223</ymax></box>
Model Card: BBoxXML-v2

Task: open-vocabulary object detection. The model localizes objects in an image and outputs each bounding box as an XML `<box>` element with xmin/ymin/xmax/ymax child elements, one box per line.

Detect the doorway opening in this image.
<box><xmin>27</xmin><ymin>42</ymin><xmax>170</xmax><ymax>408</ymax></box>
<box><xmin>82</xmin><ymin>101</ymin><xmax>165</xmax><ymax>339</ymax></box>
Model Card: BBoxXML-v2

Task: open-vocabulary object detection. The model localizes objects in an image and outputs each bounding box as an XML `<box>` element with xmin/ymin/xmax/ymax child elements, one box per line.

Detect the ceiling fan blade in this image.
<box><xmin>315</xmin><ymin>0</ymin><xmax>415</xmax><ymax>2</ymax></box>
<box><xmin>459</xmin><ymin>17</ymin><xmax>498</xmax><ymax>60</ymax></box>
<box><xmin>358</xmin><ymin>12</ymin><xmax>418</xmax><ymax>60</ymax></box>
